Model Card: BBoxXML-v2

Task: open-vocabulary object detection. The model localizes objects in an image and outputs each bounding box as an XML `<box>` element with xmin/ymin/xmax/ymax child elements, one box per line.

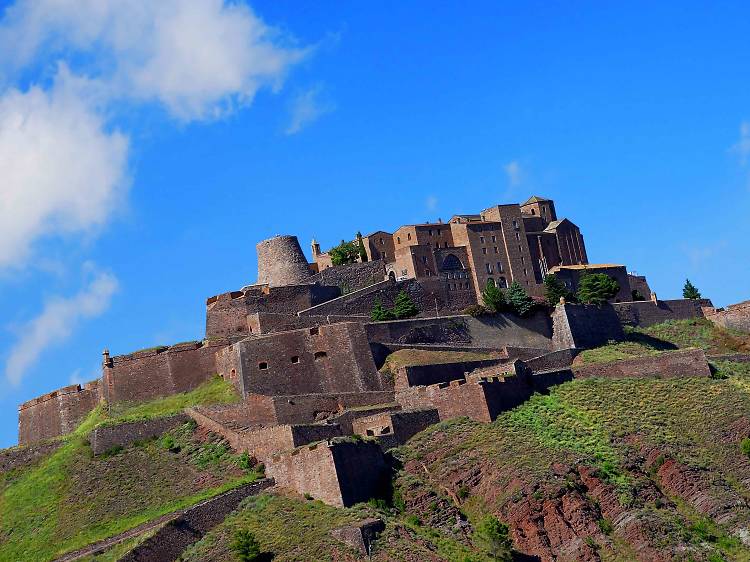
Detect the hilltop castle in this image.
<box><xmin>16</xmin><ymin>195</ymin><xmax>719</xmax><ymax>507</ymax></box>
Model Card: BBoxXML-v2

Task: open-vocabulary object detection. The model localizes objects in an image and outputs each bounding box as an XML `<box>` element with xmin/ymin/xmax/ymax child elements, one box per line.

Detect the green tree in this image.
<box><xmin>356</xmin><ymin>232</ymin><xmax>368</xmax><ymax>262</ymax></box>
<box><xmin>631</xmin><ymin>289</ymin><xmax>646</xmax><ymax>301</ymax></box>
<box><xmin>329</xmin><ymin>240</ymin><xmax>360</xmax><ymax>266</ymax></box>
<box><xmin>370</xmin><ymin>299</ymin><xmax>395</xmax><ymax>321</ymax></box>
<box><xmin>393</xmin><ymin>290</ymin><xmax>419</xmax><ymax>319</ymax></box>
<box><xmin>576</xmin><ymin>273</ymin><xmax>620</xmax><ymax>306</ymax></box>
<box><xmin>230</xmin><ymin>529</ymin><xmax>261</xmax><ymax>562</ymax></box>
<box><xmin>683</xmin><ymin>279</ymin><xmax>702</xmax><ymax>300</ymax></box>
<box><xmin>473</xmin><ymin>515</ymin><xmax>513</xmax><ymax>561</ymax></box>
<box><xmin>481</xmin><ymin>280</ymin><xmax>506</xmax><ymax>312</ymax></box>
<box><xmin>506</xmin><ymin>281</ymin><xmax>535</xmax><ymax>316</ymax></box>
<box><xmin>543</xmin><ymin>274</ymin><xmax>574</xmax><ymax>306</ymax></box>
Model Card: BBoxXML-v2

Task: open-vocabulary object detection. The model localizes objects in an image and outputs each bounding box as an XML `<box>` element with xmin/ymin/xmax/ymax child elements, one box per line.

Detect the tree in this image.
<box><xmin>230</xmin><ymin>529</ymin><xmax>261</xmax><ymax>562</ymax></box>
<box><xmin>356</xmin><ymin>231</ymin><xmax>368</xmax><ymax>262</ymax></box>
<box><xmin>473</xmin><ymin>515</ymin><xmax>513</xmax><ymax>561</ymax></box>
<box><xmin>576</xmin><ymin>273</ymin><xmax>620</xmax><ymax>306</ymax></box>
<box><xmin>481</xmin><ymin>280</ymin><xmax>506</xmax><ymax>313</ymax></box>
<box><xmin>329</xmin><ymin>240</ymin><xmax>359</xmax><ymax>266</ymax></box>
<box><xmin>543</xmin><ymin>274</ymin><xmax>574</xmax><ymax>306</ymax></box>
<box><xmin>370</xmin><ymin>299</ymin><xmax>395</xmax><ymax>321</ymax></box>
<box><xmin>683</xmin><ymin>279</ymin><xmax>702</xmax><ymax>300</ymax></box>
<box><xmin>393</xmin><ymin>290</ymin><xmax>419</xmax><ymax>319</ymax></box>
<box><xmin>631</xmin><ymin>289</ymin><xmax>646</xmax><ymax>301</ymax></box>
<box><xmin>506</xmin><ymin>281</ymin><xmax>535</xmax><ymax>317</ymax></box>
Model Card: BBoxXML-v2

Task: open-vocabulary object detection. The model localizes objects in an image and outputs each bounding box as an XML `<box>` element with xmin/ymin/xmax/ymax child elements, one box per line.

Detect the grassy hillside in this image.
<box><xmin>0</xmin><ymin>378</ymin><xmax>253</xmax><ymax>562</ymax></box>
<box><xmin>578</xmin><ymin>318</ymin><xmax>750</xmax><ymax>364</ymax></box>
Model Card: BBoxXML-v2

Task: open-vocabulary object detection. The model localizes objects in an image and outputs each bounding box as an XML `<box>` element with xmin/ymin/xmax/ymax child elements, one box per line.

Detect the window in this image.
<box><xmin>291</xmin><ymin>356</ymin><xmax>300</xmax><ymax>364</ymax></box>
<box><xmin>523</xmin><ymin>268</ymin><xmax>528</xmax><ymax>276</ymax></box>
<box><xmin>443</xmin><ymin>241</ymin><xmax>448</xmax><ymax>248</ymax></box>
<box><xmin>491</xmin><ymin>235</ymin><xmax>496</xmax><ymax>242</ymax></box>
<box><xmin>512</xmin><ymin>220</ymin><xmax>519</xmax><ymax>229</ymax></box>
<box><xmin>437</xmin><ymin>229</ymin><xmax>441</xmax><ymax>235</ymax></box>
<box><xmin>314</xmin><ymin>351</ymin><xmax>328</xmax><ymax>360</ymax></box>
<box><xmin>429</xmin><ymin>229</ymin><xmax>433</xmax><ymax>236</ymax></box>
<box><xmin>515</xmin><ymin>232</ymin><xmax>520</xmax><ymax>241</ymax></box>
<box><xmin>435</xmin><ymin>242</ymin><xmax>439</xmax><ymax>248</ymax></box>
<box><xmin>407</xmin><ymin>233</ymin><xmax>412</xmax><ymax>240</ymax></box>
<box><xmin>379</xmin><ymin>238</ymin><xmax>384</xmax><ymax>245</ymax></box>
<box><xmin>309</xmin><ymin>327</ymin><xmax>319</xmax><ymax>335</ymax></box>
<box><xmin>258</xmin><ymin>362</ymin><xmax>268</xmax><ymax>370</ymax></box>
<box><xmin>531</xmin><ymin>209</ymin><xmax>536</xmax><ymax>215</ymax></box>
<box><xmin>498</xmin><ymin>277</ymin><xmax>508</xmax><ymax>288</ymax></box>
<box><xmin>383</xmin><ymin>251</ymin><xmax>387</xmax><ymax>259</ymax></box>
<box><xmin>480</xmin><ymin>236</ymin><xmax>485</xmax><ymax>243</ymax></box>
<box><xmin>497</xmin><ymin>262</ymin><xmax>503</xmax><ymax>272</ymax></box>
<box><xmin>486</xmin><ymin>263</ymin><xmax>493</xmax><ymax>273</ymax></box>
<box><xmin>518</xmin><ymin>245</ymin><xmax>522</xmax><ymax>252</ymax></box>
<box><xmin>493</xmin><ymin>247</ymin><xmax>498</xmax><ymax>253</ymax></box>
<box><xmin>521</xmin><ymin>256</ymin><xmax>525</xmax><ymax>264</ymax></box>
<box><xmin>482</xmin><ymin>248</ymin><xmax>487</xmax><ymax>255</ymax></box>
<box><xmin>397</xmin><ymin>236</ymin><xmax>401</xmax><ymax>244</ymax></box>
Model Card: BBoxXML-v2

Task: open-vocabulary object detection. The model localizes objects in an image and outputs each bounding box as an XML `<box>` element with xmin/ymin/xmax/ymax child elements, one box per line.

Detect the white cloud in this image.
<box><xmin>681</xmin><ymin>240</ymin><xmax>727</xmax><ymax>269</ymax></box>
<box><xmin>285</xmin><ymin>85</ymin><xmax>332</xmax><ymax>135</ymax></box>
<box><xmin>69</xmin><ymin>362</ymin><xmax>99</xmax><ymax>386</ymax></box>
<box><xmin>732</xmin><ymin>121</ymin><xmax>750</xmax><ymax>165</ymax></box>
<box><xmin>425</xmin><ymin>195</ymin><xmax>438</xmax><ymax>212</ymax></box>
<box><xmin>0</xmin><ymin>68</ymin><xmax>129</xmax><ymax>268</ymax></box>
<box><xmin>504</xmin><ymin>160</ymin><xmax>522</xmax><ymax>187</ymax></box>
<box><xmin>4</xmin><ymin>269</ymin><xmax>118</xmax><ymax>386</ymax></box>
<box><xmin>0</xmin><ymin>0</ymin><xmax>308</xmax><ymax>121</ymax></box>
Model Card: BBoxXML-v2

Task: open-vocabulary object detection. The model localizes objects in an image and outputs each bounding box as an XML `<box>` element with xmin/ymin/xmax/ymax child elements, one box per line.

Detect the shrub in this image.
<box><xmin>473</xmin><ymin>515</ymin><xmax>513</xmax><ymax>560</ymax></box>
<box><xmin>683</xmin><ymin>278</ymin><xmax>702</xmax><ymax>300</ymax></box>
<box><xmin>160</xmin><ymin>435</ymin><xmax>176</xmax><ymax>451</ymax></box>
<box><xmin>506</xmin><ymin>281</ymin><xmax>535</xmax><ymax>317</ymax></box>
<box><xmin>234</xmin><ymin>451</ymin><xmax>252</xmax><ymax>471</ymax></box>
<box><xmin>457</xmin><ymin>485</ymin><xmax>470</xmax><ymax>500</ymax></box>
<box><xmin>463</xmin><ymin>304</ymin><xmax>489</xmax><ymax>317</ymax></box>
<box><xmin>631</xmin><ymin>289</ymin><xmax>646</xmax><ymax>301</ymax></box>
<box><xmin>304</xmin><ymin>493</ymin><xmax>314</xmax><ymax>500</ymax></box>
<box><xmin>371</xmin><ymin>300</ymin><xmax>395</xmax><ymax>321</ymax></box>
<box><xmin>393</xmin><ymin>290</ymin><xmax>419</xmax><ymax>319</ymax></box>
<box><xmin>741</xmin><ymin>438</ymin><xmax>750</xmax><ymax>458</ymax></box>
<box><xmin>576</xmin><ymin>273</ymin><xmax>620</xmax><ymax>306</ymax></box>
<box><xmin>544</xmin><ymin>273</ymin><xmax>574</xmax><ymax>306</ymax></box>
<box><xmin>597</xmin><ymin>518</ymin><xmax>613</xmax><ymax>534</ymax></box>
<box><xmin>481</xmin><ymin>280</ymin><xmax>506</xmax><ymax>312</ymax></box>
<box><xmin>230</xmin><ymin>529</ymin><xmax>261</xmax><ymax>562</ymax></box>
<box><xmin>329</xmin><ymin>240</ymin><xmax>360</xmax><ymax>266</ymax></box>
<box><xmin>405</xmin><ymin>514</ymin><xmax>422</xmax><ymax>527</ymax></box>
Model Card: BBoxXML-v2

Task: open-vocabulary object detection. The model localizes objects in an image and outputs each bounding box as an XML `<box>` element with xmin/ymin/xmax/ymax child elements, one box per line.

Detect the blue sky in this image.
<box><xmin>1</xmin><ymin>1</ymin><xmax>749</xmax><ymax>448</ymax></box>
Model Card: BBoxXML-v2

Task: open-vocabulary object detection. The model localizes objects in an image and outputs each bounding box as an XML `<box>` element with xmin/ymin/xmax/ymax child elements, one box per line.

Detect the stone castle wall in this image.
<box><xmin>612</xmin><ymin>299</ymin><xmax>710</xmax><ymax>328</ymax></box>
<box><xmin>205</xmin><ymin>284</ymin><xmax>340</xmax><ymax>339</ymax></box>
<box><xmin>256</xmin><ymin>235</ymin><xmax>312</xmax><ymax>287</ymax></box>
<box><xmin>309</xmin><ymin>260</ymin><xmax>387</xmax><ymax>293</ymax></box>
<box><xmin>573</xmin><ymin>349</ymin><xmax>711</xmax><ymax>379</ymax></box>
<box><xmin>552</xmin><ymin>303</ymin><xmax>625</xmax><ymax>350</ymax></box>
<box><xmin>216</xmin><ymin>323</ymin><xmax>387</xmax><ymax>397</ymax></box>
<box><xmin>18</xmin><ymin>380</ymin><xmax>100</xmax><ymax>445</ymax></box>
<box><xmin>703</xmin><ymin>301</ymin><xmax>750</xmax><ymax>334</ymax></box>
<box><xmin>267</xmin><ymin>440</ymin><xmax>388</xmax><ymax>507</ymax></box>
<box><xmin>394</xmin><ymin>359</ymin><xmax>508</xmax><ymax>389</ymax></box>
<box><xmin>246</xmin><ymin>312</ymin><xmax>366</xmax><ymax>336</ymax></box>
<box><xmin>351</xmin><ymin>408</ymin><xmax>439</xmax><ymax>446</ymax></box>
<box><xmin>101</xmin><ymin>340</ymin><xmax>228</xmax><ymax>404</ymax></box>
<box><xmin>89</xmin><ymin>414</ymin><xmax>189</xmax><ymax>455</ymax></box>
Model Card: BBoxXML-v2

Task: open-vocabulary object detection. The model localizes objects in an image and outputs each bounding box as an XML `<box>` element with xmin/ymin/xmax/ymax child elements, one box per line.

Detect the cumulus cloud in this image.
<box><xmin>0</xmin><ymin>69</ymin><xmax>129</xmax><ymax>268</ymax></box>
<box><xmin>504</xmin><ymin>160</ymin><xmax>522</xmax><ymax>187</ymax></box>
<box><xmin>4</xmin><ymin>269</ymin><xmax>118</xmax><ymax>386</ymax></box>
<box><xmin>731</xmin><ymin>121</ymin><xmax>750</xmax><ymax>165</ymax></box>
<box><xmin>0</xmin><ymin>0</ymin><xmax>308</xmax><ymax>121</ymax></box>
<box><xmin>285</xmin><ymin>85</ymin><xmax>332</xmax><ymax>135</ymax></box>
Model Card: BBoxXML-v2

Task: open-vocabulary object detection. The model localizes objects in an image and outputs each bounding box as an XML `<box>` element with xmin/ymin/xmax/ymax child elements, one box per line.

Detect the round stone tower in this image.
<box><xmin>256</xmin><ymin>235</ymin><xmax>312</xmax><ymax>287</ymax></box>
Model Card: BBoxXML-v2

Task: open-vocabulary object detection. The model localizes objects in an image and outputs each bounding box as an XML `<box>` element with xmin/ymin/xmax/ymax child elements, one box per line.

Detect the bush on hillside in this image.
<box><xmin>473</xmin><ymin>515</ymin><xmax>513</xmax><ymax>560</ymax></box>
<box><xmin>230</xmin><ymin>529</ymin><xmax>262</xmax><ymax>562</ymax></box>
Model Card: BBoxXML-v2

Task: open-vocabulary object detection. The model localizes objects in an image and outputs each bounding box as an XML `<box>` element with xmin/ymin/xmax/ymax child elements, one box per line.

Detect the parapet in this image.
<box><xmin>256</xmin><ymin>235</ymin><xmax>312</xmax><ymax>287</ymax></box>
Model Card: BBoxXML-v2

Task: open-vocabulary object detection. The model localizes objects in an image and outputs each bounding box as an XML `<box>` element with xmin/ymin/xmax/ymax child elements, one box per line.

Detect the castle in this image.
<box><xmin>16</xmin><ymin>195</ymin><xmax>718</xmax><ymax>507</ymax></box>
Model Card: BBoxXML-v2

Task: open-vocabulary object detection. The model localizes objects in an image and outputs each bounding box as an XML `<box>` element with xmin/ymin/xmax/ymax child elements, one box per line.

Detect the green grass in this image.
<box><xmin>0</xmin><ymin>397</ymin><xmax>257</xmax><ymax>561</ymax></box>
<box><xmin>578</xmin><ymin>318</ymin><xmax>750</xmax><ymax>364</ymax></box>
<box><xmin>104</xmin><ymin>375</ymin><xmax>239</xmax><ymax>424</ymax></box>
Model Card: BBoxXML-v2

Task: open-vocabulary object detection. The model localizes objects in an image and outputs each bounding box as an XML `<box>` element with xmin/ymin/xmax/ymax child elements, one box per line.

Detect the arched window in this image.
<box><xmin>441</xmin><ymin>254</ymin><xmax>463</xmax><ymax>271</ymax></box>
<box><xmin>498</xmin><ymin>277</ymin><xmax>508</xmax><ymax>288</ymax></box>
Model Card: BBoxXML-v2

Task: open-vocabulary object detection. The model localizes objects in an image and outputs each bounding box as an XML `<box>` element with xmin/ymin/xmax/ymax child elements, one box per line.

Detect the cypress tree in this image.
<box><xmin>543</xmin><ymin>274</ymin><xmax>573</xmax><ymax>306</ymax></box>
<box><xmin>506</xmin><ymin>281</ymin><xmax>535</xmax><ymax>316</ymax></box>
<box><xmin>481</xmin><ymin>280</ymin><xmax>506</xmax><ymax>312</ymax></box>
<box><xmin>370</xmin><ymin>299</ymin><xmax>394</xmax><ymax>321</ymax></box>
<box><xmin>683</xmin><ymin>279</ymin><xmax>702</xmax><ymax>300</ymax></box>
<box><xmin>393</xmin><ymin>290</ymin><xmax>419</xmax><ymax>319</ymax></box>
<box><xmin>576</xmin><ymin>273</ymin><xmax>620</xmax><ymax>306</ymax></box>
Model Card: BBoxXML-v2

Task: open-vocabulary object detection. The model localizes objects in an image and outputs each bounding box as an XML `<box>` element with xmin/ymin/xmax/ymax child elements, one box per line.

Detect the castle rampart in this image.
<box><xmin>612</xmin><ymin>298</ymin><xmax>711</xmax><ymax>328</ymax></box>
<box><xmin>101</xmin><ymin>339</ymin><xmax>229</xmax><ymax>404</ymax></box>
<box><xmin>572</xmin><ymin>348</ymin><xmax>712</xmax><ymax>379</ymax></box>
<box><xmin>551</xmin><ymin>303</ymin><xmax>625</xmax><ymax>350</ymax></box>
<box><xmin>703</xmin><ymin>300</ymin><xmax>750</xmax><ymax>334</ymax></box>
<box><xmin>18</xmin><ymin>380</ymin><xmax>100</xmax><ymax>444</ymax></box>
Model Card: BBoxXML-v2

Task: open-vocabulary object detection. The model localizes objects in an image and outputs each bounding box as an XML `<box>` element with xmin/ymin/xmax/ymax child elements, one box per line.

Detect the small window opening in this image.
<box><xmin>291</xmin><ymin>356</ymin><xmax>300</xmax><ymax>364</ymax></box>
<box><xmin>309</xmin><ymin>327</ymin><xmax>319</xmax><ymax>335</ymax></box>
<box><xmin>314</xmin><ymin>351</ymin><xmax>328</xmax><ymax>360</ymax></box>
<box><xmin>258</xmin><ymin>362</ymin><xmax>268</xmax><ymax>370</ymax></box>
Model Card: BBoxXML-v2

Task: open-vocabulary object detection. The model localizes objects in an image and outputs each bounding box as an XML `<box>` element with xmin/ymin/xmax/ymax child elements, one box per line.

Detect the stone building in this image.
<box><xmin>311</xmin><ymin>195</ymin><xmax>589</xmax><ymax>302</ymax></box>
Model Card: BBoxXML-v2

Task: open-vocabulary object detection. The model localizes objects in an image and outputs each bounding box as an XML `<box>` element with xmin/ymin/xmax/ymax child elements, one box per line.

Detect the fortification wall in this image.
<box><xmin>267</xmin><ymin>440</ymin><xmax>387</xmax><ymax>507</ymax></box>
<box><xmin>120</xmin><ymin>479</ymin><xmax>273</xmax><ymax>562</ymax></box>
<box><xmin>394</xmin><ymin>359</ymin><xmax>508</xmax><ymax>389</ymax></box>
<box><xmin>351</xmin><ymin>408</ymin><xmax>439</xmax><ymax>445</ymax></box>
<box><xmin>0</xmin><ymin>440</ymin><xmax>62</xmax><ymax>473</ymax></box>
<box><xmin>703</xmin><ymin>301</ymin><xmax>750</xmax><ymax>334</ymax></box>
<box><xmin>205</xmin><ymin>284</ymin><xmax>341</xmax><ymax>339</ymax></box>
<box><xmin>101</xmin><ymin>340</ymin><xmax>228</xmax><ymax>404</ymax></box>
<box><xmin>216</xmin><ymin>322</ymin><xmax>386</xmax><ymax>398</ymax></box>
<box><xmin>89</xmin><ymin>414</ymin><xmax>189</xmax><ymax>455</ymax></box>
<box><xmin>552</xmin><ymin>303</ymin><xmax>625</xmax><ymax>350</ymax></box>
<box><xmin>309</xmin><ymin>260</ymin><xmax>387</xmax><ymax>293</ymax></box>
<box><xmin>366</xmin><ymin>312</ymin><xmax>552</xmax><ymax>350</ymax></box>
<box><xmin>246</xmin><ymin>312</ymin><xmax>366</xmax><ymax>336</ymax></box>
<box><xmin>18</xmin><ymin>380</ymin><xmax>100</xmax><ymax>444</ymax></box>
<box><xmin>256</xmin><ymin>235</ymin><xmax>312</xmax><ymax>287</ymax></box>
<box><xmin>573</xmin><ymin>349</ymin><xmax>711</xmax><ymax>379</ymax></box>
<box><xmin>396</xmin><ymin>370</ymin><xmax>572</xmax><ymax>423</ymax></box>
<box><xmin>270</xmin><ymin>391</ymin><xmax>396</xmax><ymax>427</ymax></box>
<box><xmin>612</xmin><ymin>299</ymin><xmax>710</xmax><ymax>328</ymax></box>
<box><xmin>522</xmin><ymin>349</ymin><xmax>580</xmax><ymax>373</ymax></box>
